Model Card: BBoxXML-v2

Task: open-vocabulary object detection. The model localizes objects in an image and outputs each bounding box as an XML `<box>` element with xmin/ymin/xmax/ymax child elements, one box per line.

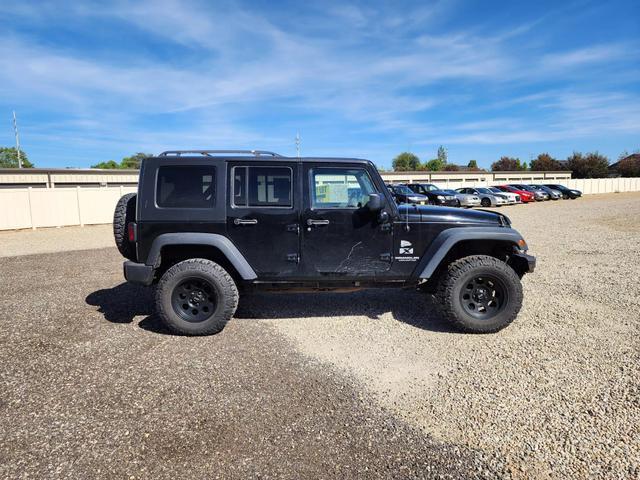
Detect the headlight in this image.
<box><xmin>437</xmin><ymin>195</ymin><xmax>444</xmax><ymax>200</ymax></box>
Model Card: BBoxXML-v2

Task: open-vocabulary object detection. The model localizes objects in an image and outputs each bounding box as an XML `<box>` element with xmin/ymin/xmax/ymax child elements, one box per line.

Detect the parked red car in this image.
<box><xmin>495</xmin><ymin>185</ymin><xmax>535</xmax><ymax>203</ymax></box>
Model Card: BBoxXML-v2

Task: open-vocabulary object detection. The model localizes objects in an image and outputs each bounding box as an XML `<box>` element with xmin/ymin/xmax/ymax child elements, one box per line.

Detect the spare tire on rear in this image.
<box><xmin>113</xmin><ymin>193</ymin><xmax>137</xmax><ymax>261</ymax></box>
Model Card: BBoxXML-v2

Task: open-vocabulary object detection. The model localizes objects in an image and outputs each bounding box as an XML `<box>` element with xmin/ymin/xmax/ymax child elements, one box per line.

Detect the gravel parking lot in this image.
<box><xmin>1</xmin><ymin>192</ymin><xmax>639</xmax><ymax>479</ymax></box>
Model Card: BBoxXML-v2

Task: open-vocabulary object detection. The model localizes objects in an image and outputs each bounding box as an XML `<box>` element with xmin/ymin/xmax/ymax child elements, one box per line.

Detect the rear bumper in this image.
<box><xmin>510</xmin><ymin>252</ymin><xmax>536</xmax><ymax>274</ymax></box>
<box><xmin>124</xmin><ymin>261</ymin><xmax>154</xmax><ymax>286</ymax></box>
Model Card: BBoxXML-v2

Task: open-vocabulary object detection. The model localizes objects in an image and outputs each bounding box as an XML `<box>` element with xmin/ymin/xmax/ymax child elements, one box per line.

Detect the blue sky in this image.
<box><xmin>0</xmin><ymin>0</ymin><xmax>638</xmax><ymax>169</ymax></box>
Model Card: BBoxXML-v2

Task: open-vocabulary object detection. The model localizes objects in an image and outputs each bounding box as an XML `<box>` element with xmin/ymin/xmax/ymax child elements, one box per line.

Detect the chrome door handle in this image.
<box><xmin>306</xmin><ymin>219</ymin><xmax>330</xmax><ymax>226</ymax></box>
<box><xmin>234</xmin><ymin>218</ymin><xmax>258</xmax><ymax>225</ymax></box>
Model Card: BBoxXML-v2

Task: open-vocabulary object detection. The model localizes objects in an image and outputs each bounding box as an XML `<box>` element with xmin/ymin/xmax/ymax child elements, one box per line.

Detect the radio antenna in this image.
<box><xmin>13</xmin><ymin>111</ymin><xmax>22</xmax><ymax>168</ymax></box>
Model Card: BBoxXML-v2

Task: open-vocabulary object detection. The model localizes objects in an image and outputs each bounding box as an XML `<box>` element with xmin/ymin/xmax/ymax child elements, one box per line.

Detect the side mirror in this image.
<box><xmin>367</xmin><ymin>193</ymin><xmax>383</xmax><ymax>211</ymax></box>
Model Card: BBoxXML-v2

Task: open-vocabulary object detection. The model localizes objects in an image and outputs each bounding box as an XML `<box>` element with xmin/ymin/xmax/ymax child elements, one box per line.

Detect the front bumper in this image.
<box><xmin>124</xmin><ymin>261</ymin><xmax>155</xmax><ymax>286</ymax></box>
<box><xmin>438</xmin><ymin>198</ymin><xmax>462</xmax><ymax>207</ymax></box>
<box><xmin>510</xmin><ymin>252</ymin><xmax>536</xmax><ymax>274</ymax></box>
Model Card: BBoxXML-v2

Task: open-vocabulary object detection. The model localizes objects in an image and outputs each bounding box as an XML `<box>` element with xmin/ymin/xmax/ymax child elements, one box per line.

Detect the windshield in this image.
<box><xmin>443</xmin><ymin>190</ymin><xmax>457</xmax><ymax>195</ymax></box>
<box><xmin>488</xmin><ymin>187</ymin><xmax>502</xmax><ymax>193</ymax></box>
<box><xmin>421</xmin><ymin>184</ymin><xmax>440</xmax><ymax>192</ymax></box>
<box><xmin>393</xmin><ymin>185</ymin><xmax>414</xmax><ymax>195</ymax></box>
<box><xmin>476</xmin><ymin>188</ymin><xmax>492</xmax><ymax>194</ymax></box>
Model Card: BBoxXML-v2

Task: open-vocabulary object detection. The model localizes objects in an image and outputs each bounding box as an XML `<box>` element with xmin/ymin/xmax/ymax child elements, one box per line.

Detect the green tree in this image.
<box><xmin>392</xmin><ymin>152</ymin><xmax>421</xmax><ymax>171</ymax></box>
<box><xmin>467</xmin><ymin>160</ymin><xmax>479</xmax><ymax>170</ymax></box>
<box><xmin>491</xmin><ymin>156</ymin><xmax>524</xmax><ymax>171</ymax></box>
<box><xmin>443</xmin><ymin>163</ymin><xmax>459</xmax><ymax>171</ymax></box>
<box><xmin>91</xmin><ymin>152</ymin><xmax>151</xmax><ymax>169</ymax></box>
<box><xmin>530</xmin><ymin>153</ymin><xmax>563</xmax><ymax>171</ymax></box>
<box><xmin>437</xmin><ymin>145</ymin><xmax>447</xmax><ymax>164</ymax></box>
<box><xmin>424</xmin><ymin>158</ymin><xmax>445</xmax><ymax>171</ymax></box>
<box><xmin>91</xmin><ymin>160</ymin><xmax>119</xmax><ymax>169</ymax></box>
<box><xmin>0</xmin><ymin>147</ymin><xmax>34</xmax><ymax>168</ymax></box>
<box><xmin>121</xmin><ymin>152</ymin><xmax>149</xmax><ymax>169</ymax></box>
<box><xmin>566</xmin><ymin>152</ymin><xmax>609</xmax><ymax>178</ymax></box>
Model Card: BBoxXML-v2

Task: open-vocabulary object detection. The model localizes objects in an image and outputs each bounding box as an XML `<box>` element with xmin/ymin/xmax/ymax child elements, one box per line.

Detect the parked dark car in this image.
<box><xmin>115</xmin><ymin>149</ymin><xmax>534</xmax><ymax>335</ymax></box>
<box><xmin>543</xmin><ymin>184</ymin><xmax>582</xmax><ymax>199</ymax></box>
<box><xmin>386</xmin><ymin>184</ymin><xmax>429</xmax><ymax>204</ymax></box>
<box><xmin>529</xmin><ymin>184</ymin><xmax>561</xmax><ymax>200</ymax></box>
<box><xmin>405</xmin><ymin>183</ymin><xmax>459</xmax><ymax>206</ymax></box>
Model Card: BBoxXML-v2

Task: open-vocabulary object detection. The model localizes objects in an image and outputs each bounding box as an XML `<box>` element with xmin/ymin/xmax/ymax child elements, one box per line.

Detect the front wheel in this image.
<box><xmin>435</xmin><ymin>255</ymin><xmax>523</xmax><ymax>333</ymax></box>
<box><xmin>156</xmin><ymin>259</ymin><xmax>239</xmax><ymax>335</ymax></box>
<box><xmin>480</xmin><ymin>198</ymin><xmax>491</xmax><ymax>207</ymax></box>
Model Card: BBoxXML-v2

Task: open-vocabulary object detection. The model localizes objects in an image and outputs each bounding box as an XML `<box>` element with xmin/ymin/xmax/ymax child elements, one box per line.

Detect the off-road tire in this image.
<box><xmin>155</xmin><ymin>258</ymin><xmax>239</xmax><ymax>335</ymax></box>
<box><xmin>435</xmin><ymin>255</ymin><xmax>523</xmax><ymax>333</ymax></box>
<box><xmin>113</xmin><ymin>193</ymin><xmax>137</xmax><ymax>261</ymax></box>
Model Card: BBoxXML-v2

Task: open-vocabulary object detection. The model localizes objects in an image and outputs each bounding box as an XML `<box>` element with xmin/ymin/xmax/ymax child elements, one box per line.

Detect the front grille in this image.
<box><xmin>516</xmin><ymin>196</ymin><xmax>521</xmax><ymax>201</ymax></box>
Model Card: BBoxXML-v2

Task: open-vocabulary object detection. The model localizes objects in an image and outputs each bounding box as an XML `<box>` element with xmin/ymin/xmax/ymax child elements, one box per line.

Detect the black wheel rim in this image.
<box><xmin>171</xmin><ymin>277</ymin><xmax>218</xmax><ymax>323</ymax></box>
<box><xmin>459</xmin><ymin>274</ymin><xmax>507</xmax><ymax>320</ymax></box>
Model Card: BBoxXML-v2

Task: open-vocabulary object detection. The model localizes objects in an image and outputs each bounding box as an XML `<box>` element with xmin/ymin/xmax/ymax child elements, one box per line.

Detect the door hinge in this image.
<box><xmin>379</xmin><ymin>253</ymin><xmax>392</xmax><ymax>262</ymax></box>
<box><xmin>287</xmin><ymin>253</ymin><xmax>300</xmax><ymax>263</ymax></box>
<box><xmin>286</xmin><ymin>223</ymin><xmax>300</xmax><ymax>234</ymax></box>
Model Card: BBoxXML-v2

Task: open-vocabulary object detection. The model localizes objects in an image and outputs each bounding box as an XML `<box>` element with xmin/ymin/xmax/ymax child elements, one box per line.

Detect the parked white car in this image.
<box><xmin>457</xmin><ymin>187</ymin><xmax>507</xmax><ymax>207</ymax></box>
<box><xmin>487</xmin><ymin>186</ymin><xmax>520</xmax><ymax>204</ymax></box>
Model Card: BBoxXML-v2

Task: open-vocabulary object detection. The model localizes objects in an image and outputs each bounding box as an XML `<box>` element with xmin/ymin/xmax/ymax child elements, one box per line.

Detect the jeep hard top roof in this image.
<box><xmin>153</xmin><ymin>150</ymin><xmax>372</xmax><ymax>165</ymax></box>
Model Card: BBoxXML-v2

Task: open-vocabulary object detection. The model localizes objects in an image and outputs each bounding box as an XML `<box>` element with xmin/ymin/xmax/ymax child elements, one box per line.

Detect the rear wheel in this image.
<box><xmin>156</xmin><ymin>258</ymin><xmax>239</xmax><ymax>335</ymax></box>
<box><xmin>435</xmin><ymin>255</ymin><xmax>523</xmax><ymax>333</ymax></box>
<box><xmin>113</xmin><ymin>193</ymin><xmax>137</xmax><ymax>261</ymax></box>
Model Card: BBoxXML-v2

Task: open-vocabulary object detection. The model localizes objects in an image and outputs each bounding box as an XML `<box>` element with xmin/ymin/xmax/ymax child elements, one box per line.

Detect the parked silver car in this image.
<box><xmin>529</xmin><ymin>184</ymin><xmax>562</xmax><ymax>200</ymax></box>
<box><xmin>457</xmin><ymin>187</ymin><xmax>507</xmax><ymax>207</ymax></box>
<box><xmin>444</xmin><ymin>189</ymin><xmax>480</xmax><ymax>208</ymax></box>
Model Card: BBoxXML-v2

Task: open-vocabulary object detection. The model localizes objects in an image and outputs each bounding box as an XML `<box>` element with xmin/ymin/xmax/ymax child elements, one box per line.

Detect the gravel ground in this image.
<box><xmin>0</xmin><ymin>224</ymin><xmax>113</xmax><ymax>257</ymax></box>
<box><xmin>1</xmin><ymin>192</ymin><xmax>639</xmax><ymax>479</ymax></box>
<box><xmin>0</xmin><ymin>249</ymin><xmax>497</xmax><ymax>479</ymax></box>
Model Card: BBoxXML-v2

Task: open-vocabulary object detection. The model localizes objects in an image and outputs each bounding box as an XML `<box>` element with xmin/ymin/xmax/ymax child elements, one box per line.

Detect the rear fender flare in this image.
<box><xmin>146</xmin><ymin>233</ymin><xmax>257</xmax><ymax>280</ymax></box>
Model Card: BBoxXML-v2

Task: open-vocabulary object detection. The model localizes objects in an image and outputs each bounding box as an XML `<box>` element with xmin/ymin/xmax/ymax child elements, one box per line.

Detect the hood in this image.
<box><xmin>398</xmin><ymin>204</ymin><xmax>508</xmax><ymax>225</ymax></box>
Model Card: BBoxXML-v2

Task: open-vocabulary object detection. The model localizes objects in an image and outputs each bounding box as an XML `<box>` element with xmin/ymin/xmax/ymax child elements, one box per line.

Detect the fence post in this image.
<box><xmin>76</xmin><ymin>186</ymin><xmax>84</xmax><ymax>227</ymax></box>
<box><xmin>27</xmin><ymin>187</ymin><xmax>35</xmax><ymax>230</ymax></box>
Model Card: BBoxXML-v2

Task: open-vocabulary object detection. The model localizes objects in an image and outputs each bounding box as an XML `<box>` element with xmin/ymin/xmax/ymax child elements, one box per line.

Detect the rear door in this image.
<box><xmin>226</xmin><ymin>162</ymin><xmax>300</xmax><ymax>278</ymax></box>
<box><xmin>300</xmin><ymin>164</ymin><xmax>393</xmax><ymax>278</ymax></box>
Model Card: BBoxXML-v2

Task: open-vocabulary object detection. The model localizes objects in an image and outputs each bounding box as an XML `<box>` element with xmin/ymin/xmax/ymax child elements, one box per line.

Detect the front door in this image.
<box><xmin>226</xmin><ymin>162</ymin><xmax>300</xmax><ymax>278</ymax></box>
<box><xmin>301</xmin><ymin>165</ymin><xmax>392</xmax><ymax>278</ymax></box>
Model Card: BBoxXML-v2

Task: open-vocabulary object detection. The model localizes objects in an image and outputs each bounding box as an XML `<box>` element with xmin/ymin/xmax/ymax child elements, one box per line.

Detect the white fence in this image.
<box><xmin>0</xmin><ymin>179</ymin><xmax>639</xmax><ymax>231</ymax></box>
<box><xmin>0</xmin><ymin>186</ymin><xmax>137</xmax><ymax>231</ymax></box>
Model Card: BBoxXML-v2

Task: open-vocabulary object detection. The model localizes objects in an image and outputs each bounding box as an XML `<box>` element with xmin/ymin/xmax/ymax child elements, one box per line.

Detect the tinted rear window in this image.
<box><xmin>156</xmin><ymin>165</ymin><xmax>216</xmax><ymax>208</ymax></box>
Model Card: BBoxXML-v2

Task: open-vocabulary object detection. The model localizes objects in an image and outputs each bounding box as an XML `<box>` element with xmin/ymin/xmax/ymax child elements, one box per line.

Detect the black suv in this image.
<box><xmin>404</xmin><ymin>183</ymin><xmax>459</xmax><ymax>206</ymax></box>
<box><xmin>114</xmin><ymin>150</ymin><xmax>535</xmax><ymax>335</ymax></box>
<box><xmin>386</xmin><ymin>183</ymin><xmax>429</xmax><ymax>204</ymax></box>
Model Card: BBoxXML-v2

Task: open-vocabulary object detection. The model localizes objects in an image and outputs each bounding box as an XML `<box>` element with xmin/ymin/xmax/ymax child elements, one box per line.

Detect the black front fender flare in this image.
<box><xmin>412</xmin><ymin>227</ymin><xmax>526</xmax><ymax>280</ymax></box>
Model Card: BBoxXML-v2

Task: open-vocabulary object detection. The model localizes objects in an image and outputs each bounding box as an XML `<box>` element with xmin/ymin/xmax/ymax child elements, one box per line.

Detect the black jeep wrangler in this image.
<box><xmin>114</xmin><ymin>150</ymin><xmax>535</xmax><ymax>336</ymax></box>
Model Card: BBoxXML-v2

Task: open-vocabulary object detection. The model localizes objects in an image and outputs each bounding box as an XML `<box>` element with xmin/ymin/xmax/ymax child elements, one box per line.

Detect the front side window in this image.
<box><xmin>312</xmin><ymin>168</ymin><xmax>376</xmax><ymax>209</ymax></box>
<box><xmin>156</xmin><ymin>165</ymin><xmax>216</xmax><ymax>208</ymax></box>
<box><xmin>232</xmin><ymin>166</ymin><xmax>292</xmax><ymax>208</ymax></box>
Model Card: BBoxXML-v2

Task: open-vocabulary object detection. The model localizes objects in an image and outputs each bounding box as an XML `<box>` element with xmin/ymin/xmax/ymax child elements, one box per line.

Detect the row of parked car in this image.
<box><xmin>385</xmin><ymin>182</ymin><xmax>582</xmax><ymax>208</ymax></box>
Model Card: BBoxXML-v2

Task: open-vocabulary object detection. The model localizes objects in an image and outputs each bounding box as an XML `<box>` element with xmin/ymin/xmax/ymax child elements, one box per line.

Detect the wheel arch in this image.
<box><xmin>413</xmin><ymin>227</ymin><xmax>526</xmax><ymax>281</ymax></box>
<box><xmin>146</xmin><ymin>233</ymin><xmax>257</xmax><ymax>281</ymax></box>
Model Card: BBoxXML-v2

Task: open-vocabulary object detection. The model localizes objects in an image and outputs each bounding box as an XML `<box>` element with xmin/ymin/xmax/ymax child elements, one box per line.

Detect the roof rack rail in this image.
<box><xmin>158</xmin><ymin>150</ymin><xmax>283</xmax><ymax>157</ymax></box>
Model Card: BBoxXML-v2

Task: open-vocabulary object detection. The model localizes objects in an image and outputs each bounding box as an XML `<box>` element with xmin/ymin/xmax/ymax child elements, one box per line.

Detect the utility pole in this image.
<box><xmin>295</xmin><ymin>132</ymin><xmax>301</xmax><ymax>158</ymax></box>
<box><xmin>13</xmin><ymin>111</ymin><xmax>22</xmax><ymax>168</ymax></box>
